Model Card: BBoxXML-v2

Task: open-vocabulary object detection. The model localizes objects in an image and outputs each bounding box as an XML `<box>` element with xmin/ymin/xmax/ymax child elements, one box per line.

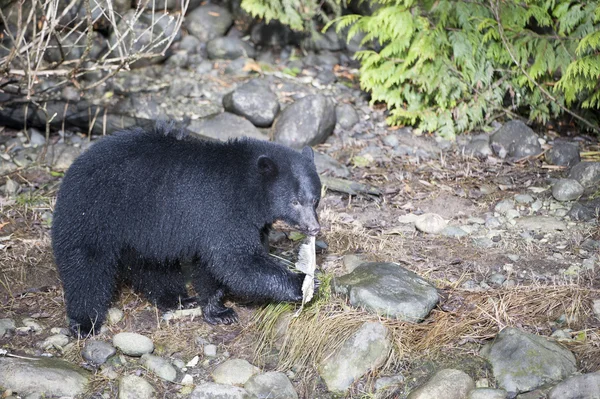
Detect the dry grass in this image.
<box><xmin>253</xmin><ymin>284</ymin><xmax>600</xmax><ymax>380</ymax></box>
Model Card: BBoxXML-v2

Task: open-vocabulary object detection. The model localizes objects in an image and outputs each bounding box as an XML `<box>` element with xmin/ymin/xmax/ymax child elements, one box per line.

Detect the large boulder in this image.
<box><xmin>568</xmin><ymin>162</ymin><xmax>600</xmax><ymax>188</ymax></box>
<box><xmin>273</xmin><ymin>95</ymin><xmax>336</xmax><ymax>148</ymax></box>
<box><xmin>222</xmin><ymin>80</ymin><xmax>280</xmax><ymax>127</ymax></box>
<box><xmin>547</xmin><ymin>372</ymin><xmax>600</xmax><ymax>399</ymax></box>
<box><xmin>184</xmin><ymin>4</ymin><xmax>232</xmax><ymax>42</ymax></box>
<box><xmin>207</xmin><ymin>37</ymin><xmax>256</xmax><ymax>60</ymax></box>
<box><xmin>407</xmin><ymin>369</ymin><xmax>475</xmax><ymax>399</ymax></box>
<box><xmin>188</xmin><ymin>112</ymin><xmax>268</xmax><ymax>141</ymax></box>
<box><xmin>244</xmin><ymin>372</ymin><xmax>298</xmax><ymax>399</ymax></box>
<box><xmin>334</xmin><ymin>262</ymin><xmax>439</xmax><ymax>322</ymax></box>
<box><xmin>481</xmin><ymin>327</ymin><xmax>576</xmax><ymax>394</ymax></box>
<box><xmin>318</xmin><ymin>321</ymin><xmax>390</xmax><ymax>394</ymax></box>
<box><xmin>0</xmin><ymin>357</ymin><xmax>90</xmax><ymax>397</ymax></box>
<box><xmin>490</xmin><ymin>120</ymin><xmax>542</xmax><ymax>159</ymax></box>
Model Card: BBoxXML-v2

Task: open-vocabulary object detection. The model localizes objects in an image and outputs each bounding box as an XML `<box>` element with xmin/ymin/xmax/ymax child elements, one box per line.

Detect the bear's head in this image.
<box><xmin>258</xmin><ymin>146</ymin><xmax>321</xmax><ymax>236</ymax></box>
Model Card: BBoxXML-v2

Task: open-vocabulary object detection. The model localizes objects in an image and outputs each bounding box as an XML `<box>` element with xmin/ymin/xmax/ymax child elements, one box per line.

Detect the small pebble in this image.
<box><xmin>22</xmin><ymin>318</ymin><xmax>43</xmax><ymax>333</ymax></box>
<box><xmin>514</xmin><ymin>194</ymin><xmax>534</xmax><ymax>204</ymax></box>
<box><xmin>488</xmin><ymin>273</ymin><xmax>506</xmax><ymax>286</ymax></box>
<box><xmin>113</xmin><ymin>332</ymin><xmax>154</xmax><ymax>357</ymax></box>
<box><xmin>107</xmin><ymin>308</ymin><xmax>124</xmax><ymax>325</ymax></box>
<box><xmin>204</xmin><ymin>344</ymin><xmax>218</xmax><ymax>357</ymax></box>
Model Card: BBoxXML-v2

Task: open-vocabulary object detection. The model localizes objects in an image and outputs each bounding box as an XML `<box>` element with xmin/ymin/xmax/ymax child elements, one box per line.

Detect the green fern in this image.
<box><xmin>338</xmin><ymin>0</ymin><xmax>600</xmax><ymax>138</ymax></box>
<box><xmin>241</xmin><ymin>0</ymin><xmax>600</xmax><ymax>137</ymax></box>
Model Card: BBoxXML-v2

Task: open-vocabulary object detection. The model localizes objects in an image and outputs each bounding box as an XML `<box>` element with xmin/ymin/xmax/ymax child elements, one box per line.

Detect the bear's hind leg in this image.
<box><xmin>57</xmin><ymin>247</ymin><xmax>118</xmax><ymax>337</ymax></box>
<box><xmin>125</xmin><ymin>258</ymin><xmax>188</xmax><ymax>310</ymax></box>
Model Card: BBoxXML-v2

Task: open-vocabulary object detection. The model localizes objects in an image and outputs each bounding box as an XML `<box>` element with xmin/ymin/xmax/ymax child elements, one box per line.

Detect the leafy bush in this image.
<box><xmin>240</xmin><ymin>0</ymin><xmax>340</xmax><ymax>32</ymax></box>
<box><xmin>242</xmin><ymin>0</ymin><xmax>600</xmax><ymax>138</ymax></box>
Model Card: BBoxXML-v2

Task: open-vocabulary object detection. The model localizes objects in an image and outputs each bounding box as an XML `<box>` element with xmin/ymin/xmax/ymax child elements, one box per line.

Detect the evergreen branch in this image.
<box><xmin>489</xmin><ymin>0</ymin><xmax>598</xmax><ymax>132</ymax></box>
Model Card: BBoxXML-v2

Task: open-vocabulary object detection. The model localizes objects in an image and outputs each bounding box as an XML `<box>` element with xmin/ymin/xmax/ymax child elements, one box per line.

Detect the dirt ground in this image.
<box><xmin>1</xmin><ymin>120</ymin><xmax>599</xmax><ymax>398</ymax></box>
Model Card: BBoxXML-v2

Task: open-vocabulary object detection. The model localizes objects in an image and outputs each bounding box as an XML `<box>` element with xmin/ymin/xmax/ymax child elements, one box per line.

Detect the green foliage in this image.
<box><xmin>243</xmin><ymin>0</ymin><xmax>600</xmax><ymax>137</ymax></box>
<box><xmin>330</xmin><ymin>0</ymin><xmax>600</xmax><ymax>138</ymax></box>
<box><xmin>240</xmin><ymin>0</ymin><xmax>341</xmax><ymax>32</ymax></box>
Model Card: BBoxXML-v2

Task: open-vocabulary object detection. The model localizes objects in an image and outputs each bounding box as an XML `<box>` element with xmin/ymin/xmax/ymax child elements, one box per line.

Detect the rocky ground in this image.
<box><xmin>1</xmin><ymin>2</ymin><xmax>600</xmax><ymax>399</ymax></box>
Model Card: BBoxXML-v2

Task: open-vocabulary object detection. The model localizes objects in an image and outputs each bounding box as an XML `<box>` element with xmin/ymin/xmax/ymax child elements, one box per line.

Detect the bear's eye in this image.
<box><xmin>292</xmin><ymin>200</ymin><xmax>300</xmax><ymax>206</ymax></box>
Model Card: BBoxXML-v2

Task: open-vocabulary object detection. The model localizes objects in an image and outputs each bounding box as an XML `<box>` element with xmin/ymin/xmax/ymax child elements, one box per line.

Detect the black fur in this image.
<box><xmin>51</xmin><ymin>123</ymin><xmax>321</xmax><ymax>336</ymax></box>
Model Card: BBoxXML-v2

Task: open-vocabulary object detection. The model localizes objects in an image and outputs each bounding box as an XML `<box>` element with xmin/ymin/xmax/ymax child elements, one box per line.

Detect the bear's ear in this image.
<box><xmin>258</xmin><ymin>155</ymin><xmax>278</xmax><ymax>177</ymax></box>
<box><xmin>302</xmin><ymin>146</ymin><xmax>314</xmax><ymax>162</ymax></box>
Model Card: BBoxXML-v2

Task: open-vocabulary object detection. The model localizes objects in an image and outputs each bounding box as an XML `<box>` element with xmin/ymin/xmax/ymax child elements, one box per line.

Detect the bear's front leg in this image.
<box><xmin>208</xmin><ymin>251</ymin><xmax>312</xmax><ymax>303</ymax></box>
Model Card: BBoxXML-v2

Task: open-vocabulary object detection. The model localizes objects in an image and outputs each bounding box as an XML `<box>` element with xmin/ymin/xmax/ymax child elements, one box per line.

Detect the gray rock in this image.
<box><xmin>335</xmin><ymin>103</ymin><xmax>359</xmax><ymax>130</ymax></box>
<box><xmin>141</xmin><ymin>354</ymin><xmax>177</xmax><ymax>382</ymax></box>
<box><xmin>119</xmin><ymin>375</ymin><xmax>156</xmax><ymax>399</ymax></box>
<box><xmin>191</xmin><ymin>382</ymin><xmax>253</xmax><ymax>399</ymax></box>
<box><xmin>461</xmin><ymin>280</ymin><xmax>482</xmax><ymax>291</ymax></box>
<box><xmin>188</xmin><ymin>112</ymin><xmax>268</xmax><ymax>141</ymax></box>
<box><xmin>0</xmin><ymin>318</ymin><xmax>16</xmax><ymax>337</ymax></box>
<box><xmin>515</xmin><ymin>216</ymin><xmax>567</xmax><ymax>232</ymax></box>
<box><xmin>485</xmin><ymin>217</ymin><xmax>503</xmax><ymax>229</ymax></box>
<box><xmin>552</xmin><ymin>179</ymin><xmax>584</xmax><ymax>202</ymax></box>
<box><xmin>22</xmin><ymin>318</ymin><xmax>43</xmax><ymax>333</ymax></box>
<box><xmin>318</xmin><ymin>321</ymin><xmax>390</xmax><ymax>394</ymax></box>
<box><xmin>441</xmin><ymin>226</ymin><xmax>468</xmax><ymax>238</ymax></box>
<box><xmin>568</xmin><ymin>199</ymin><xmax>600</xmax><ymax>221</ymax></box>
<box><xmin>3</xmin><ymin>178</ymin><xmax>19</xmax><ymax>195</ymax></box>
<box><xmin>39</xmin><ymin>334</ymin><xmax>69</xmax><ymax>349</ymax></box>
<box><xmin>593</xmin><ymin>299</ymin><xmax>600</xmax><ymax>320</ymax></box>
<box><xmin>185</xmin><ymin>4</ymin><xmax>233</xmax><ymax>42</ymax></box>
<box><xmin>383</xmin><ymin>134</ymin><xmax>399</xmax><ymax>148</ymax></box>
<box><xmin>107</xmin><ymin>308</ymin><xmax>124</xmax><ymax>325</ymax></box>
<box><xmin>547</xmin><ymin>372</ymin><xmax>600</xmax><ymax>399</ymax></box>
<box><xmin>28</xmin><ymin>128</ymin><xmax>46</xmax><ymax>147</ymax></box>
<box><xmin>494</xmin><ymin>199</ymin><xmax>515</xmax><ymax>214</ymax></box>
<box><xmin>490</xmin><ymin>120</ymin><xmax>542</xmax><ymax>159</ymax></box>
<box><xmin>212</xmin><ymin>359</ymin><xmax>260</xmax><ymax>386</ymax></box>
<box><xmin>314</xmin><ymin>151</ymin><xmax>349</xmax><ymax>178</ymax></box>
<box><xmin>204</xmin><ymin>344</ymin><xmax>218</xmax><ymax>357</ymax></box>
<box><xmin>0</xmin><ymin>357</ymin><xmax>89</xmax><ymax>397</ymax></box>
<box><xmin>207</xmin><ymin>37</ymin><xmax>256</xmax><ymax>60</ymax></box>
<box><xmin>113</xmin><ymin>332</ymin><xmax>154</xmax><ymax>356</ymax></box>
<box><xmin>487</xmin><ymin>273</ymin><xmax>506</xmax><ymax>286</ymax></box>
<box><xmin>505</xmin><ymin>209</ymin><xmax>520</xmax><ymax>220</ymax></box>
<box><xmin>515</xmin><ymin>385</ymin><xmax>553</xmax><ymax>399</ymax></box>
<box><xmin>415</xmin><ymin>213</ymin><xmax>447</xmax><ymax>234</ymax></box>
<box><xmin>46</xmin><ymin>143</ymin><xmax>84</xmax><ymax>170</ymax></box>
<box><xmin>334</xmin><ymin>262</ymin><xmax>439</xmax><ymax>322</ymax></box>
<box><xmin>309</xmin><ymin>29</ymin><xmax>344</xmax><ymax>51</ymax></box>
<box><xmin>407</xmin><ymin>369</ymin><xmax>475</xmax><ymax>399</ymax></box>
<box><xmin>375</xmin><ymin>375</ymin><xmax>404</xmax><ymax>391</ymax></box>
<box><xmin>474</xmin><ymin>237</ymin><xmax>494</xmax><ymax>248</ymax></box>
<box><xmin>481</xmin><ymin>327</ymin><xmax>576</xmax><ymax>393</ymax></box>
<box><xmin>165</xmin><ymin>50</ymin><xmax>189</xmax><ymax>68</ymax></box>
<box><xmin>467</xmin><ymin>388</ymin><xmax>508</xmax><ymax>399</ymax></box>
<box><xmin>464</xmin><ymin>139</ymin><xmax>492</xmax><ymax>158</ymax></box>
<box><xmin>514</xmin><ymin>194</ymin><xmax>534</xmax><ymax>204</ymax></box>
<box><xmin>244</xmin><ymin>372</ymin><xmax>298</xmax><ymax>399</ymax></box>
<box><xmin>273</xmin><ymin>94</ymin><xmax>336</xmax><ymax>148</ymax></box>
<box><xmin>0</xmin><ymin>158</ymin><xmax>18</xmax><ymax>174</ymax></box>
<box><xmin>546</xmin><ymin>141</ymin><xmax>580</xmax><ymax>167</ymax></box>
<box><xmin>179</xmin><ymin>34</ymin><xmax>202</xmax><ymax>53</ymax></box>
<box><xmin>82</xmin><ymin>340</ymin><xmax>117</xmax><ymax>365</ymax></box>
<box><xmin>568</xmin><ymin>162</ymin><xmax>600</xmax><ymax>188</ymax></box>
<box><xmin>223</xmin><ymin>80</ymin><xmax>280</xmax><ymax>127</ymax></box>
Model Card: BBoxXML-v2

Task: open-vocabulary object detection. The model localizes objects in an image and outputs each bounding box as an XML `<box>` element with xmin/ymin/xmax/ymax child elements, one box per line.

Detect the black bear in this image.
<box><xmin>51</xmin><ymin>122</ymin><xmax>321</xmax><ymax>336</ymax></box>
